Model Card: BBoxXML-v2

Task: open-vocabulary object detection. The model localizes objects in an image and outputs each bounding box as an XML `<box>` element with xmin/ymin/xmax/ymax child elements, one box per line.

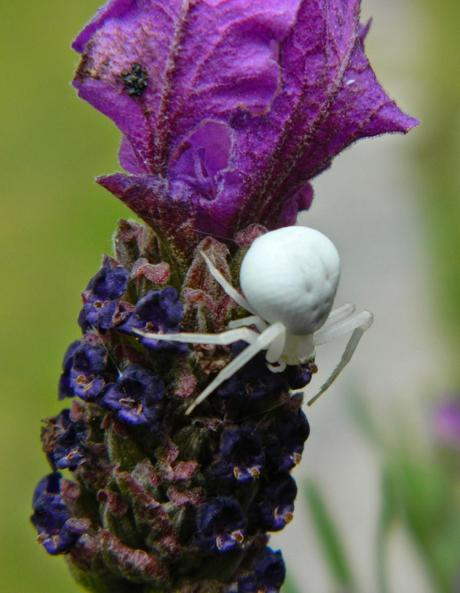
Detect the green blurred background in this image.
<box><xmin>0</xmin><ymin>1</ymin><xmax>458</xmax><ymax>592</ymax></box>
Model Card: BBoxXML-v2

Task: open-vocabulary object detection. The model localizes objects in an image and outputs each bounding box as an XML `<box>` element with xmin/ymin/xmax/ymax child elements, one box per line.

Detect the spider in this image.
<box><xmin>135</xmin><ymin>226</ymin><xmax>373</xmax><ymax>415</ymax></box>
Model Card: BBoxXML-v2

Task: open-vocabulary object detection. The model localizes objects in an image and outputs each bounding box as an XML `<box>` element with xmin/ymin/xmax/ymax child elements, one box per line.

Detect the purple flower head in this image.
<box><xmin>238</xmin><ymin>548</ymin><xmax>286</xmax><ymax>593</ymax></box>
<box><xmin>31</xmin><ymin>473</ymin><xmax>84</xmax><ymax>555</ymax></box>
<box><xmin>255</xmin><ymin>474</ymin><xmax>297</xmax><ymax>532</ymax></box>
<box><xmin>196</xmin><ymin>497</ymin><xmax>246</xmax><ymax>553</ymax></box>
<box><xmin>121</xmin><ymin>287</ymin><xmax>186</xmax><ymax>352</ymax></box>
<box><xmin>59</xmin><ymin>339</ymin><xmax>111</xmax><ymax>401</ymax></box>
<box><xmin>79</xmin><ymin>257</ymin><xmax>130</xmax><ymax>332</ymax></box>
<box><xmin>48</xmin><ymin>409</ymin><xmax>88</xmax><ymax>470</ymax></box>
<box><xmin>73</xmin><ymin>0</ymin><xmax>418</xmax><ymax>251</ymax></box>
<box><xmin>102</xmin><ymin>364</ymin><xmax>164</xmax><ymax>426</ymax></box>
<box><xmin>266</xmin><ymin>409</ymin><xmax>310</xmax><ymax>473</ymax></box>
<box><xmin>213</xmin><ymin>427</ymin><xmax>265</xmax><ymax>483</ymax></box>
<box><xmin>434</xmin><ymin>401</ymin><xmax>460</xmax><ymax>448</ymax></box>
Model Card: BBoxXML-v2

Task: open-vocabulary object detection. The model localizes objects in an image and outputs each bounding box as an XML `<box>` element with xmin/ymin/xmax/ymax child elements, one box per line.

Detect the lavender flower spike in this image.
<box><xmin>32</xmin><ymin>3</ymin><xmax>417</xmax><ymax>593</ymax></box>
<box><xmin>73</xmin><ymin>0</ymin><xmax>418</xmax><ymax>252</ymax></box>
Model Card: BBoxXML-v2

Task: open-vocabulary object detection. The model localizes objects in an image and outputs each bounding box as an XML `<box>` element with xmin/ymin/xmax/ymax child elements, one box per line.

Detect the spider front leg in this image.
<box><xmin>185</xmin><ymin>322</ymin><xmax>286</xmax><ymax>415</ymax></box>
<box><xmin>132</xmin><ymin>326</ymin><xmax>260</xmax><ymax>347</ymax></box>
<box><xmin>200</xmin><ymin>251</ymin><xmax>255</xmax><ymax>314</ymax></box>
<box><xmin>133</xmin><ymin>323</ymin><xmax>285</xmax><ymax>414</ymax></box>
<box><xmin>307</xmin><ymin>310</ymin><xmax>374</xmax><ymax>406</ymax></box>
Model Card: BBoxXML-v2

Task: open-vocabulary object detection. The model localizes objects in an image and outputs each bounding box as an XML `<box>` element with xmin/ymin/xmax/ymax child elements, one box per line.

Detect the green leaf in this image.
<box><xmin>376</xmin><ymin>464</ymin><xmax>399</xmax><ymax>593</ymax></box>
<box><xmin>304</xmin><ymin>480</ymin><xmax>355</xmax><ymax>591</ymax></box>
<box><xmin>347</xmin><ymin>390</ymin><xmax>384</xmax><ymax>449</ymax></box>
<box><xmin>384</xmin><ymin>453</ymin><xmax>458</xmax><ymax>593</ymax></box>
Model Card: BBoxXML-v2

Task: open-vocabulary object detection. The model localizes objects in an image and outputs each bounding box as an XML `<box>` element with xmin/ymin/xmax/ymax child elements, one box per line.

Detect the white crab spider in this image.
<box><xmin>135</xmin><ymin>226</ymin><xmax>373</xmax><ymax>415</ymax></box>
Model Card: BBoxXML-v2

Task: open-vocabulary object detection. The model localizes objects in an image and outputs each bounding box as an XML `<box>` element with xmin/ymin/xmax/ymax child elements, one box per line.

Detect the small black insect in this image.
<box><xmin>121</xmin><ymin>63</ymin><xmax>148</xmax><ymax>97</ymax></box>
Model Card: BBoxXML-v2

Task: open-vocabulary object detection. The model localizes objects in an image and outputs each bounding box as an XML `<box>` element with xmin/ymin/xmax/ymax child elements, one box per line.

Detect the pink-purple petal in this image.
<box><xmin>74</xmin><ymin>0</ymin><xmax>418</xmax><ymax>245</ymax></box>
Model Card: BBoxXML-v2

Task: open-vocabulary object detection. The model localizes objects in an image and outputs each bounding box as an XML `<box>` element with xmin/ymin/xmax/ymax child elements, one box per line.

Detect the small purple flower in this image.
<box><xmin>73</xmin><ymin>0</ymin><xmax>417</xmax><ymax>249</ymax></box>
<box><xmin>79</xmin><ymin>257</ymin><xmax>129</xmax><ymax>332</ymax></box>
<box><xmin>284</xmin><ymin>364</ymin><xmax>314</xmax><ymax>390</ymax></box>
<box><xmin>121</xmin><ymin>287</ymin><xmax>186</xmax><ymax>352</ymax></box>
<box><xmin>102</xmin><ymin>364</ymin><xmax>164</xmax><ymax>426</ymax></box>
<box><xmin>31</xmin><ymin>473</ymin><xmax>84</xmax><ymax>555</ymax></box>
<box><xmin>213</xmin><ymin>427</ymin><xmax>265</xmax><ymax>483</ymax></box>
<box><xmin>58</xmin><ymin>340</ymin><xmax>82</xmax><ymax>399</ymax></box>
<box><xmin>48</xmin><ymin>409</ymin><xmax>88</xmax><ymax>470</ymax></box>
<box><xmin>196</xmin><ymin>497</ymin><xmax>246</xmax><ymax>553</ymax></box>
<box><xmin>255</xmin><ymin>474</ymin><xmax>297</xmax><ymax>532</ymax></box>
<box><xmin>266</xmin><ymin>409</ymin><xmax>310</xmax><ymax>473</ymax></box>
<box><xmin>238</xmin><ymin>548</ymin><xmax>286</xmax><ymax>593</ymax></box>
<box><xmin>59</xmin><ymin>339</ymin><xmax>110</xmax><ymax>401</ymax></box>
<box><xmin>217</xmin><ymin>346</ymin><xmax>287</xmax><ymax>404</ymax></box>
<box><xmin>434</xmin><ymin>401</ymin><xmax>460</xmax><ymax>448</ymax></box>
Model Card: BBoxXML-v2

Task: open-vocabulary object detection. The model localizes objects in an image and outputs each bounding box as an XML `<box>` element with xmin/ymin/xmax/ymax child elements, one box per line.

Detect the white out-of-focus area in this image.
<box><xmin>272</xmin><ymin>3</ymin><xmax>446</xmax><ymax>591</ymax></box>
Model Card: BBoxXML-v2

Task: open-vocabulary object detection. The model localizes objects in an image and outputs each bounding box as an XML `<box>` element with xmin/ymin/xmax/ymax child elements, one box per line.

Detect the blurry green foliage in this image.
<box><xmin>281</xmin><ymin>578</ymin><xmax>304</xmax><ymax>593</ymax></box>
<box><xmin>0</xmin><ymin>2</ymin><xmax>124</xmax><ymax>592</ymax></box>
<box><xmin>349</xmin><ymin>392</ymin><xmax>460</xmax><ymax>593</ymax></box>
<box><xmin>418</xmin><ymin>0</ymin><xmax>460</xmax><ymax>377</ymax></box>
<box><xmin>303</xmin><ymin>481</ymin><xmax>355</xmax><ymax>592</ymax></box>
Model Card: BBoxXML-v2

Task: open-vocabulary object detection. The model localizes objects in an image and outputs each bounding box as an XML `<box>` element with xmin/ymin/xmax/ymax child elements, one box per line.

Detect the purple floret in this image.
<box><xmin>255</xmin><ymin>474</ymin><xmax>297</xmax><ymax>532</ymax></box>
<box><xmin>102</xmin><ymin>364</ymin><xmax>164</xmax><ymax>426</ymax></box>
<box><xmin>79</xmin><ymin>257</ymin><xmax>129</xmax><ymax>332</ymax></box>
<box><xmin>196</xmin><ymin>497</ymin><xmax>246</xmax><ymax>554</ymax></box>
<box><xmin>48</xmin><ymin>409</ymin><xmax>88</xmax><ymax>470</ymax></box>
<box><xmin>238</xmin><ymin>548</ymin><xmax>286</xmax><ymax>593</ymax></box>
<box><xmin>121</xmin><ymin>287</ymin><xmax>186</xmax><ymax>352</ymax></box>
<box><xmin>266</xmin><ymin>409</ymin><xmax>310</xmax><ymax>473</ymax></box>
<box><xmin>217</xmin><ymin>346</ymin><xmax>288</xmax><ymax>404</ymax></box>
<box><xmin>58</xmin><ymin>340</ymin><xmax>82</xmax><ymax>399</ymax></box>
<box><xmin>284</xmin><ymin>364</ymin><xmax>313</xmax><ymax>390</ymax></box>
<box><xmin>59</xmin><ymin>340</ymin><xmax>111</xmax><ymax>401</ymax></box>
<box><xmin>213</xmin><ymin>427</ymin><xmax>265</xmax><ymax>483</ymax></box>
<box><xmin>31</xmin><ymin>473</ymin><xmax>84</xmax><ymax>555</ymax></box>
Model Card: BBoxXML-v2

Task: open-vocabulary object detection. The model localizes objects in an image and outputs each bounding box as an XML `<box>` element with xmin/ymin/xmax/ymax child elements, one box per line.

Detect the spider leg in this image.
<box><xmin>133</xmin><ymin>327</ymin><xmax>260</xmax><ymax>346</ymax></box>
<box><xmin>266</xmin><ymin>326</ymin><xmax>286</xmax><ymax>363</ymax></box>
<box><xmin>264</xmin><ymin>325</ymin><xmax>287</xmax><ymax>373</ymax></box>
<box><xmin>228</xmin><ymin>315</ymin><xmax>268</xmax><ymax>332</ymax></box>
<box><xmin>186</xmin><ymin>322</ymin><xmax>285</xmax><ymax>415</ymax></box>
<box><xmin>307</xmin><ymin>311</ymin><xmax>374</xmax><ymax>406</ymax></box>
<box><xmin>266</xmin><ymin>360</ymin><xmax>287</xmax><ymax>373</ymax></box>
<box><xmin>322</xmin><ymin>303</ymin><xmax>356</xmax><ymax>330</ymax></box>
<box><xmin>313</xmin><ymin>310</ymin><xmax>373</xmax><ymax>346</ymax></box>
<box><xmin>201</xmin><ymin>251</ymin><xmax>256</xmax><ymax>314</ymax></box>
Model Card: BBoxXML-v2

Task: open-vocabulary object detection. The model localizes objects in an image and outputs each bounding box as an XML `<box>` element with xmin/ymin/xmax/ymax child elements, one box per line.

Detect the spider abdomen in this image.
<box><xmin>240</xmin><ymin>227</ymin><xmax>340</xmax><ymax>335</ymax></box>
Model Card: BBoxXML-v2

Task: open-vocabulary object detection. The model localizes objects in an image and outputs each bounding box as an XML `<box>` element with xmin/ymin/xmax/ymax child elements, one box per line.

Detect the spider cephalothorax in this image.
<box><xmin>136</xmin><ymin>226</ymin><xmax>373</xmax><ymax>413</ymax></box>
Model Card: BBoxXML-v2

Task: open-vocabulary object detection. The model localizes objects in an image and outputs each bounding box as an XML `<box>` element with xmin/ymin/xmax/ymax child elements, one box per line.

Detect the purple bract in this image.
<box><xmin>73</xmin><ymin>0</ymin><xmax>417</xmax><ymax>250</ymax></box>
